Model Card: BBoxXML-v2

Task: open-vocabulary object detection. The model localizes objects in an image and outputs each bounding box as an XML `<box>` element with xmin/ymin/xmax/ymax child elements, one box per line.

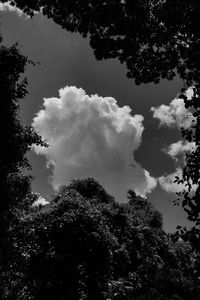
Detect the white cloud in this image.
<box><xmin>0</xmin><ymin>2</ymin><xmax>24</xmax><ymax>16</ymax></box>
<box><xmin>32</xmin><ymin>195</ymin><xmax>49</xmax><ymax>207</ymax></box>
<box><xmin>165</xmin><ymin>140</ymin><xmax>196</xmax><ymax>160</ymax></box>
<box><xmin>151</xmin><ymin>87</ymin><xmax>198</xmax><ymax>194</ymax></box>
<box><xmin>32</xmin><ymin>85</ymin><xmax>157</xmax><ymax>201</ymax></box>
<box><xmin>159</xmin><ymin>141</ymin><xmax>196</xmax><ymax>193</ymax></box>
<box><xmin>158</xmin><ymin>168</ymin><xmax>185</xmax><ymax>193</ymax></box>
<box><xmin>159</xmin><ymin>167</ymin><xmax>198</xmax><ymax>194</ymax></box>
<box><xmin>135</xmin><ymin>170</ymin><xmax>157</xmax><ymax>198</ymax></box>
<box><xmin>151</xmin><ymin>87</ymin><xmax>195</xmax><ymax>129</ymax></box>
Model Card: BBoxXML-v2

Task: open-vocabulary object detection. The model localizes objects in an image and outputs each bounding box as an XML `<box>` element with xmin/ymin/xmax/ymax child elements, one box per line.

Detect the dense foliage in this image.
<box><xmin>5</xmin><ymin>0</ymin><xmax>200</xmax><ymax>86</ymax></box>
<box><xmin>175</xmin><ymin>87</ymin><xmax>200</xmax><ymax>249</ymax></box>
<box><xmin>0</xmin><ymin>40</ymin><xmax>45</xmax><ymax>295</ymax></box>
<box><xmin>0</xmin><ymin>43</ymin><xmax>45</xmax><ymax>208</ymax></box>
<box><xmin>6</xmin><ymin>179</ymin><xmax>200</xmax><ymax>299</ymax></box>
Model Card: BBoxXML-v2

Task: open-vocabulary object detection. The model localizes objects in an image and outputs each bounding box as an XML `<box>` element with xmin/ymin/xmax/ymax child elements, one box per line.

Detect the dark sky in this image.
<box><xmin>1</xmin><ymin>8</ymin><xmax>192</xmax><ymax>232</ymax></box>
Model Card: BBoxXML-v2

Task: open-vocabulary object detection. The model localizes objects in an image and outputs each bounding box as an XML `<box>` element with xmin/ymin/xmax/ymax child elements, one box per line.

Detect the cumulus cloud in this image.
<box><xmin>151</xmin><ymin>87</ymin><xmax>195</xmax><ymax>129</ymax></box>
<box><xmin>136</xmin><ymin>170</ymin><xmax>157</xmax><ymax>197</ymax></box>
<box><xmin>159</xmin><ymin>141</ymin><xmax>196</xmax><ymax>193</ymax></box>
<box><xmin>0</xmin><ymin>2</ymin><xmax>24</xmax><ymax>16</ymax></box>
<box><xmin>152</xmin><ymin>87</ymin><xmax>197</xmax><ymax>194</ymax></box>
<box><xmin>158</xmin><ymin>168</ymin><xmax>185</xmax><ymax>194</ymax></box>
<box><xmin>159</xmin><ymin>167</ymin><xmax>198</xmax><ymax>194</ymax></box>
<box><xmin>32</xmin><ymin>195</ymin><xmax>49</xmax><ymax>207</ymax></box>
<box><xmin>165</xmin><ymin>140</ymin><xmax>196</xmax><ymax>160</ymax></box>
<box><xmin>32</xmin><ymin>86</ymin><xmax>157</xmax><ymax>201</ymax></box>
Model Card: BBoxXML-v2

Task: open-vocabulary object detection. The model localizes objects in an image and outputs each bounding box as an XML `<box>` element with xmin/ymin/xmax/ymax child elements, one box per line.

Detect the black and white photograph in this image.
<box><xmin>0</xmin><ymin>1</ymin><xmax>200</xmax><ymax>299</ymax></box>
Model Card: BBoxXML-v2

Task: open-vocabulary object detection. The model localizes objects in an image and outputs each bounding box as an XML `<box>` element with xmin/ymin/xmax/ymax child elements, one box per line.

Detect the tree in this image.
<box><xmin>8</xmin><ymin>179</ymin><xmax>200</xmax><ymax>299</ymax></box>
<box><xmin>0</xmin><ymin>40</ymin><xmax>45</xmax><ymax>289</ymax></box>
<box><xmin>4</xmin><ymin>0</ymin><xmax>200</xmax><ymax>86</ymax></box>
<box><xmin>175</xmin><ymin>87</ymin><xmax>200</xmax><ymax>249</ymax></box>
<box><xmin>8</xmin><ymin>181</ymin><xmax>117</xmax><ymax>299</ymax></box>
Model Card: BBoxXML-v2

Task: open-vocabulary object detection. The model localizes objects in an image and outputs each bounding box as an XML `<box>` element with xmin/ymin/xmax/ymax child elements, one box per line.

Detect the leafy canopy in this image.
<box><xmin>8</xmin><ymin>179</ymin><xmax>200</xmax><ymax>300</ymax></box>
<box><xmin>0</xmin><ymin>41</ymin><xmax>46</xmax><ymax>276</ymax></box>
<box><xmin>6</xmin><ymin>0</ymin><xmax>200</xmax><ymax>86</ymax></box>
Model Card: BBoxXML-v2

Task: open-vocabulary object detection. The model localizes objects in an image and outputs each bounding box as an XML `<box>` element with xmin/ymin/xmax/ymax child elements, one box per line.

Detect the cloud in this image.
<box><xmin>159</xmin><ymin>167</ymin><xmax>198</xmax><ymax>194</ymax></box>
<box><xmin>32</xmin><ymin>86</ymin><xmax>157</xmax><ymax>201</ymax></box>
<box><xmin>158</xmin><ymin>168</ymin><xmax>185</xmax><ymax>194</ymax></box>
<box><xmin>165</xmin><ymin>140</ymin><xmax>196</xmax><ymax>161</ymax></box>
<box><xmin>136</xmin><ymin>170</ymin><xmax>157</xmax><ymax>197</ymax></box>
<box><xmin>32</xmin><ymin>195</ymin><xmax>49</xmax><ymax>207</ymax></box>
<box><xmin>158</xmin><ymin>142</ymin><xmax>197</xmax><ymax>193</ymax></box>
<box><xmin>151</xmin><ymin>87</ymin><xmax>197</xmax><ymax>194</ymax></box>
<box><xmin>159</xmin><ymin>141</ymin><xmax>196</xmax><ymax>193</ymax></box>
<box><xmin>151</xmin><ymin>87</ymin><xmax>195</xmax><ymax>129</ymax></box>
<box><xmin>0</xmin><ymin>2</ymin><xmax>24</xmax><ymax>16</ymax></box>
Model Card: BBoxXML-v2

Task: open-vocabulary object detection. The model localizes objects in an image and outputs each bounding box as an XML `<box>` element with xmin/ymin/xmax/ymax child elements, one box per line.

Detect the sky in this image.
<box><xmin>0</xmin><ymin>4</ymin><xmax>194</xmax><ymax>232</ymax></box>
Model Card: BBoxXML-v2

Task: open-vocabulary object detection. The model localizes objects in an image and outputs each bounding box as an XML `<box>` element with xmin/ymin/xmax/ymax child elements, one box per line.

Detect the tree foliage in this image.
<box><xmin>0</xmin><ymin>40</ymin><xmax>45</xmax><ymax>274</ymax></box>
<box><xmin>175</xmin><ymin>87</ymin><xmax>200</xmax><ymax>248</ymax></box>
<box><xmin>7</xmin><ymin>179</ymin><xmax>200</xmax><ymax>299</ymax></box>
<box><xmin>0</xmin><ymin>43</ymin><xmax>43</xmax><ymax>206</ymax></box>
<box><xmin>5</xmin><ymin>0</ymin><xmax>200</xmax><ymax>86</ymax></box>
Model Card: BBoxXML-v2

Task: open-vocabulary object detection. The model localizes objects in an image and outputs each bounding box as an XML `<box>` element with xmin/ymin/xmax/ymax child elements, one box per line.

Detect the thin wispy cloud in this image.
<box><xmin>32</xmin><ymin>86</ymin><xmax>157</xmax><ymax>201</ymax></box>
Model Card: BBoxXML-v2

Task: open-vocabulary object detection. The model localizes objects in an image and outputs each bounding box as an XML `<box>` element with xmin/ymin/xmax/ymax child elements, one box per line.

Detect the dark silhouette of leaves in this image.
<box><xmin>4</xmin><ymin>0</ymin><xmax>200</xmax><ymax>86</ymax></box>
<box><xmin>7</xmin><ymin>179</ymin><xmax>200</xmax><ymax>299</ymax></box>
<box><xmin>0</xmin><ymin>41</ymin><xmax>46</xmax><ymax>297</ymax></box>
